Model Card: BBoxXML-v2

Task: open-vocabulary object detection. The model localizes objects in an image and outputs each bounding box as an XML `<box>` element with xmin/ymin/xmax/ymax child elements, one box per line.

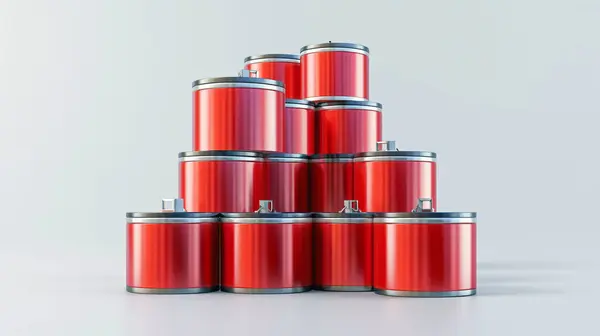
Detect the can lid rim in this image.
<box><xmin>285</xmin><ymin>99</ymin><xmax>315</xmax><ymax>107</ymax></box>
<box><xmin>354</xmin><ymin>151</ymin><xmax>437</xmax><ymax>159</ymax></box>
<box><xmin>262</xmin><ymin>151</ymin><xmax>309</xmax><ymax>159</ymax></box>
<box><xmin>221</xmin><ymin>213</ymin><xmax>312</xmax><ymax>218</ymax></box>
<box><xmin>244</xmin><ymin>54</ymin><xmax>300</xmax><ymax>62</ymax></box>
<box><xmin>313</xmin><ymin>213</ymin><xmax>374</xmax><ymax>218</ymax></box>
<box><xmin>126</xmin><ymin>212</ymin><xmax>220</xmax><ymax>218</ymax></box>
<box><xmin>300</xmin><ymin>42</ymin><xmax>370</xmax><ymax>53</ymax></box>
<box><xmin>192</xmin><ymin>77</ymin><xmax>284</xmax><ymax>88</ymax></box>
<box><xmin>309</xmin><ymin>153</ymin><xmax>355</xmax><ymax>159</ymax></box>
<box><xmin>373</xmin><ymin>212</ymin><xmax>477</xmax><ymax>219</ymax></box>
<box><xmin>316</xmin><ymin>101</ymin><xmax>382</xmax><ymax>109</ymax></box>
<box><xmin>178</xmin><ymin>150</ymin><xmax>264</xmax><ymax>158</ymax></box>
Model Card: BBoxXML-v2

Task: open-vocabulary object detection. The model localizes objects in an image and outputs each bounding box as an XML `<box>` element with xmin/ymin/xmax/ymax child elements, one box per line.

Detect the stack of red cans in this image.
<box><xmin>126</xmin><ymin>42</ymin><xmax>477</xmax><ymax>298</ymax></box>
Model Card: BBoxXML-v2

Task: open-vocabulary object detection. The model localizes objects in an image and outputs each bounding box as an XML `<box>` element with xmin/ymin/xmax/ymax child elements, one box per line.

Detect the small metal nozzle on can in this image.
<box><xmin>339</xmin><ymin>200</ymin><xmax>360</xmax><ymax>213</ymax></box>
<box><xmin>162</xmin><ymin>198</ymin><xmax>186</xmax><ymax>212</ymax></box>
<box><xmin>376</xmin><ymin>140</ymin><xmax>397</xmax><ymax>151</ymax></box>
<box><xmin>255</xmin><ymin>200</ymin><xmax>274</xmax><ymax>213</ymax></box>
<box><xmin>412</xmin><ymin>198</ymin><xmax>434</xmax><ymax>213</ymax></box>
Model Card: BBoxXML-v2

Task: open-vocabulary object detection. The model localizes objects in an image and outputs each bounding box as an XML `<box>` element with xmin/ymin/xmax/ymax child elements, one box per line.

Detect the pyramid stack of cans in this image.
<box><xmin>126</xmin><ymin>42</ymin><xmax>477</xmax><ymax>297</ymax></box>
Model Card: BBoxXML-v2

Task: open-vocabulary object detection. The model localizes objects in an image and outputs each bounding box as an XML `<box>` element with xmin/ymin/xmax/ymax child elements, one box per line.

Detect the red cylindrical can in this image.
<box><xmin>314</xmin><ymin>201</ymin><xmax>373</xmax><ymax>291</ymax></box>
<box><xmin>192</xmin><ymin>75</ymin><xmax>284</xmax><ymax>152</ymax></box>
<box><xmin>221</xmin><ymin>203</ymin><xmax>313</xmax><ymax>294</ymax></box>
<box><xmin>354</xmin><ymin>144</ymin><xmax>437</xmax><ymax>212</ymax></box>
<box><xmin>284</xmin><ymin>99</ymin><xmax>315</xmax><ymax>155</ymax></box>
<box><xmin>179</xmin><ymin>150</ymin><xmax>267</xmax><ymax>212</ymax></box>
<box><xmin>264</xmin><ymin>152</ymin><xmax>309</xmax><ymax>212</ymax></box>
<box><xmin>300</xmin><ymin>42</ymin><xmax>370</xmax><ymax>102</ymax></box>
<box><xmin>309</xmin><ymin>154</ymin><xmax>354</xmax><ymax>212</ymax></box>
<box><xmin>315</xmin><ymin>101</ymin><xmax>382</xmax><ymax>154</ymax></box>
<box><xmin>244</xmin><ymin>54</ymin><xmax>301</xmax><ymax>99</ymax></box>
<box><xmin>126</xmin><ymin>198</ymin><xmax>219</xmax><ymax>294</ymax></box>
<box><xmin>373</xmin><ymin>201</ymin><xmax>477</xmax><ymax>297</ymax></box>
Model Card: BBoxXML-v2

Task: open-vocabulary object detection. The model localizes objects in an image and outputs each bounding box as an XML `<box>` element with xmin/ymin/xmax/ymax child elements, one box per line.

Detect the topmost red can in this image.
<box><xmin>244</xmin><ymin>54</ymin><xmax>301</xmax><ymax>99</ymax></box>
<box><xmin>300</xmin><ymin>42</ymin><xmax>369</xmax><ymax>102</ymax></box>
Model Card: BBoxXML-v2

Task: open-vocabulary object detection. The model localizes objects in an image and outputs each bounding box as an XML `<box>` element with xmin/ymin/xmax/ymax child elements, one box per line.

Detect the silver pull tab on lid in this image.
<box><xmin>339</xmin><ymin>200</ymin><xmax>361</xmax><ymax>213</ymax></box>
<box><xmin>255</xmin><ymin>200</ymin><xmax>274</xmax><ymax>213</ymax></box>
<box><xmin>412</xmin><ymin>198</ymin><xmax>434</xmax><ymax>213</ymax></box>
<box><xmin>162</xmin><ymin>198</ymin><xmax>186</xmax><ymax>212</ymax></box>
<box><xmin>238</xmin><ymin>69</ymin><xmax>259</xmax><ymax>78</ymax></box>
<box><xmin>376</xmin><ymin>141</ymin><xmax>398</xmax><ymax>151</ymax></box>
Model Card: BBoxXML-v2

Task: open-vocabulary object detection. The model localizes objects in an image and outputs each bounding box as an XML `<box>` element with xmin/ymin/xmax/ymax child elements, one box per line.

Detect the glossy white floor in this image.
<box><xmin>0</xmin><ymin>247</ymin><xmax>594</xmax><ymax>336</ymax></box>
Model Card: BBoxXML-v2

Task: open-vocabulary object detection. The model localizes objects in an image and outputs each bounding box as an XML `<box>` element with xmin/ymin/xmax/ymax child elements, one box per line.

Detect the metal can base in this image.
<box><xmin>314</xmin><ymin>285</ymin><xmax>372</xmax><ymax>292</ymax></box>
<box><xmin>221</xmin><ymin>286</ymin><xmax>312</xmax><ymax>294</ymax></box>
<box><xmin>126</xmin><ymin>286</ymin><xmax>219</xmax><ymax>294</ymax></box>
<box><xmin>374</xmin><ymin>289</ymin><xmax>476</xmax><ymax>298</ymax></box>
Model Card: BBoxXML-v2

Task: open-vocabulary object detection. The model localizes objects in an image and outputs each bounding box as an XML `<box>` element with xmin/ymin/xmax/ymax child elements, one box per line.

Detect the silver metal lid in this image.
<box><xmin>300</xmin><ymin>42</ymin><xmax>370</xmax><ymax>54</ymax></box>
<box><xmin>221</xmin><ymin>200</ymin><xmax>312</xmax><ymax>219</ymax></box>
<box><xmin>316</xmin><ymin>101</ymin><xmax>382</xmax><ymax>109</ymax></box>
<box><xmin>373</xmin><ymin>198</ymin><xmax>475</xmax><ymax>220</ymax></box>
<box><xmin>192</xmin><ymin>70</ymin><xmax>284</xmax><ymax>89</ymax></box>
<box><xmin>244</xmin><ymin>54</ymin><xmax>300</xmax><ymax>63</ymax></box>
<box><xmin>313</xmin><ymin>200</ymin><xmax>373</xmax><ymax>219</ymax></box>
<box><xmin>354</xmin><ymin>142</ymin><xmax>436</xmax><ymax>160</ymax></box>
<box><xmin>285</xmin><ymin>99</ymin><xmax>315</xmax><ymax>109</ymax></box>
<box><xmin>179</xmin><ymin>150</ymin><xmax>263</xmax><ymax>159</ymax></box>
<box><xmin>126</xmin><ymin>198</ymin><xmax>219</xmax><ymax>219</ymax></box>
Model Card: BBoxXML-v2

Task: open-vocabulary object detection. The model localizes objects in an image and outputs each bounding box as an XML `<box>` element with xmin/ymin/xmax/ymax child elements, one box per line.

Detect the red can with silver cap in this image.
<box><xmin>373</xmin><ymin>198</ymin><xmax>477</xmax><ymax>297</ymax></box>
<box><xmin>315</xmin><ymin>101</ymin><xmax>382</xmax><ymax>154</ymax></box>
<box><xmin>264</xmin><ymin>152</ymin><xmax>309</xmax><ymax>212</ymax></box>
<box><xmin>284</xmin><ymin>99</ymin><xmax>315</xmax><ymax>155</ymax></box>
<box><xmin>309</xmin><ymin>153</ymin><xmax>354</xmax><ymax>212</ymax></box>
<box><xmin>126</xmin><ymin>198</ymin><xmax>219</xmax><ymax>294</ymax></box>
<box><xmin>300</xmin><ymin>42</ymin><xmax>369</xmax><ymax>102</ymax></box>
<box><xmin>221</xmin><ymin>200</ymin><xmax>313</xmax><ymax>294</ymax></box>
<box><xmin>354</xmin><ymin>141</ymin><xmax>437</xmax><ymax>212</ymax></box>
<box><xmin>243</xmin><ymin>54</ymin><xmax>301</xmax><ymax>99</ymax></box>
<box><xmin>314</xmin><ymin>200</ymin><xmax>373</xmax><ymax>291</ymax></box>
<box><xmin>179</xmin><ymin>150</ymin><xmax>267</xmax><ymax>212</ymax></box>
<box><xmin>192</xmin><ymin>70</ymin><xmax>284</xmax><ymax>152</ymax></box>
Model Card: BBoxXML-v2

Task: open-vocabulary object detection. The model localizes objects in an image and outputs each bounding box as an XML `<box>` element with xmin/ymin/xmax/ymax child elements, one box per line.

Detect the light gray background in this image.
<box><xmin>1</xmin><ymin>0</ymin><xmax>598</xmax><ymax>335</ymax></box>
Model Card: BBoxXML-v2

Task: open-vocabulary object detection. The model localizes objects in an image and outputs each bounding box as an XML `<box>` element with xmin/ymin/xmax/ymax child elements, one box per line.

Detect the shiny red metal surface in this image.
<box><xmin>284</xmin><ymin>99</ymin><xmax>315</xmax><ymax>155</ymax></box>
<box><xmin>309</xmin><ymin>154</ymin><xmax>354</xmax><ymax>212</ymax></box>
<box><xmin>179</xmin><ymin>151</ymin><xmax>267</xmax><ymax>212</ymax></box>
<box><xmin>314</xmin><ymin>214</ymin><xmax>373</xmax><ymax>291</ymax></box>
<box><xmin>315</xmin><ymin>101</ymin><xmax>382</xmax><ymax>154</ymax></box>
<box><xmin>192</xmin><ymin>76</ymin><xmax>284</xmax><ymax>152</ymax></box>
<box><xmin>244</xmin><ymin>54</ymin><xmax>301</xmax><ymax>99</ymax></box>
<box><xmin>372</xmin><ymin>213</ymin><xmax>477</xmax><ymax>296</ymax></box>
<box><xmin>126</xmin><ymin>212</ymin><xmax>219</xmax><ymax>294</ymax></box>
<box><xmin>354</xmin><ymin>150</ymin><xmax>437</xmax><ymax>212</ymax></box>
<box><xmin>264</xmin><ymin>153</ymin><xmax>309</xmax><ymax>212</ymax></box>
<box><xmin>220</xmin><ymin>213</ymin><xmax>313</xmax><ymax>293</ymax></box>
<box><xmin>300</xmin><ymin>42</ymin><xmax>369</xmax><ymax>101</ymax></box>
